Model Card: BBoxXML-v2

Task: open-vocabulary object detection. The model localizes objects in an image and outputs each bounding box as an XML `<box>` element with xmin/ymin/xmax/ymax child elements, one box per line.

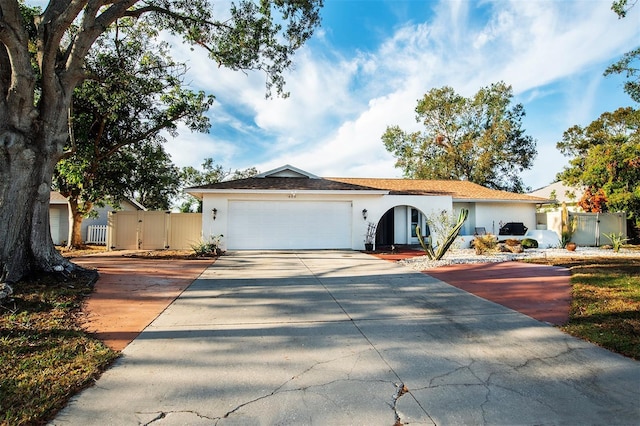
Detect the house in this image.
<box><xmin>49</xmin><ymin>191</ymin><xmax>145</xmax><ymax>245</ymax></box>
<box><xmin>528</xmin><ymin>181</ymin><xmax>586</xmax><ymax>212</ymax></box>
<box><xmin>186</xmin><ymin>165</ymin><xmax>549</xmax><ymax>251</ymax></box>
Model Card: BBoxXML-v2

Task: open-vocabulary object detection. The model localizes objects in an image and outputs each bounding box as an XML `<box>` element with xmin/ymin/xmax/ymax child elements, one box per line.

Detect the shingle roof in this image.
<box><xmin>189</xmin><ymin>177</ymin><xmax>382</xmax><ymax>192</ymax></box>
<box><xmin>189</xmin><ymin>176</ymin><xmax>547</xmax><ymax>202</ymax></box>
<box><xmin>326</xmin><ymin>178</ymin><xmax>547</xmax><ymax>201</ymax></box>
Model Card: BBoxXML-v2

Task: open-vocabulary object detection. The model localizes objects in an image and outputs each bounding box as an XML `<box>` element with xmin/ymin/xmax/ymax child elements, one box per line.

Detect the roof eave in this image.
<box><xmin>456</xmin><ymin>198</ymin><xmax>549</xmax><ymax>203</ymax></box>
<box><xmin>186</xmin><ymin>188</ymin><xmax>390</xmax><ymax>197</ymax></box>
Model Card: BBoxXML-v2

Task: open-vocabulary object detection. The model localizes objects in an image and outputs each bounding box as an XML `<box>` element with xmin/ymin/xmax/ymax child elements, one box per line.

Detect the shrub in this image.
<box><xmin>472</xmin><ymin>234</ymin><xmax>497</xmax><ymax>255</ymax></box>
<box><xmin>521</xmin><ymin>238</ymin><xmax>539</xmax><ymax>249</ymax></box>
<box><xmin>504</xmin><ymin>239</ymin><xmax>520</xmax><ymax>247</ymax></box>
<box><xmin>191</xmin><ymin>234</ymin><xmax>224</xmax><ymax>256</ymax></box>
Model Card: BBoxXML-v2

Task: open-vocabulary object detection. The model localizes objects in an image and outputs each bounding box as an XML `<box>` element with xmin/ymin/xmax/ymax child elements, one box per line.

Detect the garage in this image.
<box><xmin>227</xmin><ymin>200</ymin><xmax>352</xmax><ymax>250</ymax></box>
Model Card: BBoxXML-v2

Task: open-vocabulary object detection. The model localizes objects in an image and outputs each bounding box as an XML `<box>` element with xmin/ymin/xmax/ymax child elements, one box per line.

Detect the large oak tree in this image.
<box><xmin>0</xmin><ymin>0</ymin><xmax>322</xmax><ymax>290</ymax></box>
<box><xmin>382</xmin><ymin>82</ymin><xmax>537</xmax><ymax>193</ymax></box>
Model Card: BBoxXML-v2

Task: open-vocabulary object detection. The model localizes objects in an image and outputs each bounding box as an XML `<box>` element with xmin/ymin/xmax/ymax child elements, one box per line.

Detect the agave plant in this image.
<box><xmin>416</xmin><ymin>209</ymin><xmax>469</xmax><ymax>260</ymax></box>
<box><xmin>603</xmin><ymin>232</ymin><xmax>629</xmax><ymax>252</ymax></box>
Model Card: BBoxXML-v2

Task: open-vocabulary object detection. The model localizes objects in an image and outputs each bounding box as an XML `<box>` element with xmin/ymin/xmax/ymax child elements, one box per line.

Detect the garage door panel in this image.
<box><xmin>228</xmin><ymin>201</ymin><xmax>352</xmax><ymax>249</ymax></box>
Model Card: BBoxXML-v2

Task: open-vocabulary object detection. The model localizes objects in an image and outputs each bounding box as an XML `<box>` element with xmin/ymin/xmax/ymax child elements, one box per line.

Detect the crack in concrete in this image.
<box><xmin>297</xmin><ymin>254</ymin><xmax>437</xmax><ymax>425</ymax></box>
<box><xmin>392</xmin><ymin>382</ymin><xmax>409</xmax><ymax>425</ymax></box>
<box><xmin>142</xmin><ymin>410</ymin><xmax>218</xmax><ymax>425</ymax></box>
<box><xmin>411</xmin><ymin>356</ymin><xmax>569</xmax><ymax>424</ymax></box>
<box><xmin>212</xmin><ymin>348</ymin><xmax>408</xmax><ymax>425</ymax></box>
<box><xmin>218</xmin><ymin>350</ymin><xmax>382</xmax><ymax>420</ymax></box>
<box><xmin>219</xmin><ymin>378</ymin><xmax>397</xmax><ymax>422</ymax></box>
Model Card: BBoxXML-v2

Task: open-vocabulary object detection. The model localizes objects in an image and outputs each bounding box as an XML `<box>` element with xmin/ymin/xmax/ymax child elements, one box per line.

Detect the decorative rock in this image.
<box><xmin>508</xmin><ymin>244</ymin><xmax>524</xmax><ymax>254</ymax></box>
<box><xmin>0</xmin><ymin>282</ymin><xmax>14</xmax><ymax>302</ymax></box>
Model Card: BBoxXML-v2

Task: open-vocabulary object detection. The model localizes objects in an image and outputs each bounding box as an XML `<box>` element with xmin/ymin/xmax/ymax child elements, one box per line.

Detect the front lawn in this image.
<box><xmin>526</xmin><ymin>256</ymin><xmax>640</xmax><ymax>360</ymax></box>
<box><xmin>0</xmin><ymin>272</ymin><xmax>118</xmax><ymax>426</ymax></box>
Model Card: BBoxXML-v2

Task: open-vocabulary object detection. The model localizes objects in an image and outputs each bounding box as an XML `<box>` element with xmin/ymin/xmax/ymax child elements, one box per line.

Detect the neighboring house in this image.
<box><xmin>186</xmin><ymin>165</ymin><xmax>549</xmax><ymax>251</ymax></box>
<box><xmin>528</xmin><ymin>181</ymin><xmax>586</xmax><ymax>212</ymax></box>
<box><xmin>49</xmin><ymin>191</ymin><xmax>145</xmax><ymax>245</ymax></box>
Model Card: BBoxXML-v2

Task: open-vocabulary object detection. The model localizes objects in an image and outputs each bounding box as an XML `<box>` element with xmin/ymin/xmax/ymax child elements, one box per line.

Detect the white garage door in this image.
<box><xmin>228</xmin><ymin>201</ymin><xmax>352</xmax><ymax>249</ymax></box>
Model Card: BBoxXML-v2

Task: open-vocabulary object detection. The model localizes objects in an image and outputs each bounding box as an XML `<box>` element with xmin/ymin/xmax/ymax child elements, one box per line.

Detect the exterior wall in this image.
<box><xmin>201</xmin><ymin>192</ymin><xmax>540</xmax><ymax>250</ymax></box>
<box><xmin>453</xmin><ymin>202</ymin><xmax>475</xmax><ymax>235</ymax></box>
<box><xmin>203</xmin><ymin>192</ymin><xmax>384</xmax><ymax>251</ymax></box>
<box><xmin>49</xmin><ymin>204</ymin><xmax>70</xmax><ymax>245</ymax></box>
<box><xmin>454</xmin><ymin>202</ymin><xmax>537</xmax><ymax>248</ymax></box>
<box><xmin>473</xmin><ymin>202</ymin><xmax>537</xmax><ymax>236</ymax></box>
<box><xmin>202</xmin><ymin>192</ymin><xmax>452</xmax><ymax>250</ymax></box>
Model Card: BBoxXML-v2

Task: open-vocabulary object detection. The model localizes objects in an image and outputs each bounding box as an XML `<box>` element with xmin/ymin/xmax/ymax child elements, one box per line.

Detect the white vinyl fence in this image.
<box><xmin>106</xmin><ymin>211</ymin><xmax>202</xmax><ymax>250</ymax></box>
<box><xmin>86</xmin><ymin>225</ymin><xmax>108</xmax><ymax>245</ymax></box>
<box><xmin>536</xmin><ymin>211</ymin><xmax>627</xmax><ymax>246</ymax></box>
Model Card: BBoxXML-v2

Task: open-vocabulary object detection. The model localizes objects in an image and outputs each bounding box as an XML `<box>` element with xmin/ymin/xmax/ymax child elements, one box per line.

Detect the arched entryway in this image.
<box><xmin>374</xmin><ymin>205</ymin><xmax>429</xmax><ymax>249</ymax></box>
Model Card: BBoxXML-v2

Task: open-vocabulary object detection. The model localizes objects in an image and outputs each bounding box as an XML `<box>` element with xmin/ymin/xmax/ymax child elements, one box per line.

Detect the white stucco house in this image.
<box><xmin>186</xmin><ymin>165</ymin><xmax>550</xmax><ymax>251</ymax></box>
<box><xmin>49</xmin><ymin>191</ymin><xmax>145</xmax><ymax>245</ymax></box>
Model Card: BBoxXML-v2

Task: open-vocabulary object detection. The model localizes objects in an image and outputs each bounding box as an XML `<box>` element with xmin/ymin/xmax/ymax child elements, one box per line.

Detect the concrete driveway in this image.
<box><xmin>54</xmin><ymin>251</ymin><xmax>639</xmax><ymax>425</ymax></box>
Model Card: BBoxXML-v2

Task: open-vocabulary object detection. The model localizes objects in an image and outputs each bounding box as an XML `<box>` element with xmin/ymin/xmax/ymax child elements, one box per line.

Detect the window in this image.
<box><xmin>411</xmin><ymin>208</ymin><xmax>419</xmax><ymax>238</ymax></box>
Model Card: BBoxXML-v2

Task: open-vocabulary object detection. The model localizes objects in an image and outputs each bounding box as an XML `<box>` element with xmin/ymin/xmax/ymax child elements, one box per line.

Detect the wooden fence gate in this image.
<box><xmin>106</xmin><ymin>211</ymin><xmax>202</xmax><ymax>250</ymax></box>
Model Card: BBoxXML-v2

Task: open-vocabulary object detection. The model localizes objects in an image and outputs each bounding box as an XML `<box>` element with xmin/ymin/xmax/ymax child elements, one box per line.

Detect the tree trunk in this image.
<box><xmin>67</xmin><ymin>198</ymin><xmax>92</xmax><ymax>248</ymax></box>
<box><xmin>0</xmin><ymin>130</ymin><xmax>78</xmax><ymax>288</ymax></box>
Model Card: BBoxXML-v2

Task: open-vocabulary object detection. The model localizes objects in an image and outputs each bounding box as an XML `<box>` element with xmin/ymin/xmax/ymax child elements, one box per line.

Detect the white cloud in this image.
<box><xmin>249</xmin><ymin>50</ymin><xmax>364</xmax><ymax>139</ymax></box>
<box><xmin>163</xmin><ymin>124</ymin><xmax>239</xmax><ymax>169</ymax></box>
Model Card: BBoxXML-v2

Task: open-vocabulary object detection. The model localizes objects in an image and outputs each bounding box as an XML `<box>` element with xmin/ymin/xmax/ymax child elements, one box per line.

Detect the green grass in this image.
<box><xmin>527</xmin><ymin>257</ymin><xmax>640</xmax><ymax>360</ymax></box>
<box><xmin>0</xmin><ymin>272</ymin><xmax>118</xmax><ymax>426</ymax></box>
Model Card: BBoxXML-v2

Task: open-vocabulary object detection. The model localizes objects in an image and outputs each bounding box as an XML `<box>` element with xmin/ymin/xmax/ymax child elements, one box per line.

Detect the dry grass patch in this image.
<box><xmin>57</xmin><ymin>245</ymin><xmax>211</xmax><ymax>260</ymax></box>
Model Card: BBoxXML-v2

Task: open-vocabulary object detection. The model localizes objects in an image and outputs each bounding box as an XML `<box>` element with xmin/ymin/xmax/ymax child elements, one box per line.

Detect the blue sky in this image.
<box><xmin>30</xmin><ymin>1</ymin><xmax>640</xmax><ymax>191</ymax></box>
<box><xmin>162</xmin><ymin>0</ymin><xmax>639</xmax><ymax>191</ymax></box>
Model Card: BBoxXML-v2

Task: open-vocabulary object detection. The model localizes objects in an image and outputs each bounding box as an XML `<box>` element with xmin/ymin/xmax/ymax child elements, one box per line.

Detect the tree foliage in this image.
<box><xmin>556</xmin><ymin>107</ymin><xmax>640</xmax><ymax>223</ymax></box>
<box><xmin>605</xmin><ymin>47</ymin><xmax>640</xmax><ymax>103</ymax></box>
<box><xmin>120</xmin><ymin>143</ymin><xmax>181</xmax><ymax>211</ymax></box>
<box><xmin>54</xmin><ymin>19</ymin><xmax>208</xmax><ymax>247</ymax></box>
<box><xmin>382</xmin><ymin>82</ymin><xmax>537</xmax><ymax>193</ymax></box>
<box><xmin>607</xmin><ymin>0</ymin><xmax>639</xmax><ymax>103</ymax></box>
<box><xmin>178</xmin><ymin>158</ymin><xmax>258</xmax><ymax>212</ymax></box>
<box><xmin>0</xmin><ymin>0</ymin><xmax>322</xmax><ymax>286</ymax></box>
<box><xmin>611</xmin><ymin>0</ymin><xmax>638</xmax><ymax>18</ymax></box>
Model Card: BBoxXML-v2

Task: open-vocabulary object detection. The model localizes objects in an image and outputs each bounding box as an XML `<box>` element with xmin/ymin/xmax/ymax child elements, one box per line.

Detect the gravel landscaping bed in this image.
<box><xmin>400</xmin><ymin>246</ymin><xmax>640</xmax><ymax>270</ymax></box>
